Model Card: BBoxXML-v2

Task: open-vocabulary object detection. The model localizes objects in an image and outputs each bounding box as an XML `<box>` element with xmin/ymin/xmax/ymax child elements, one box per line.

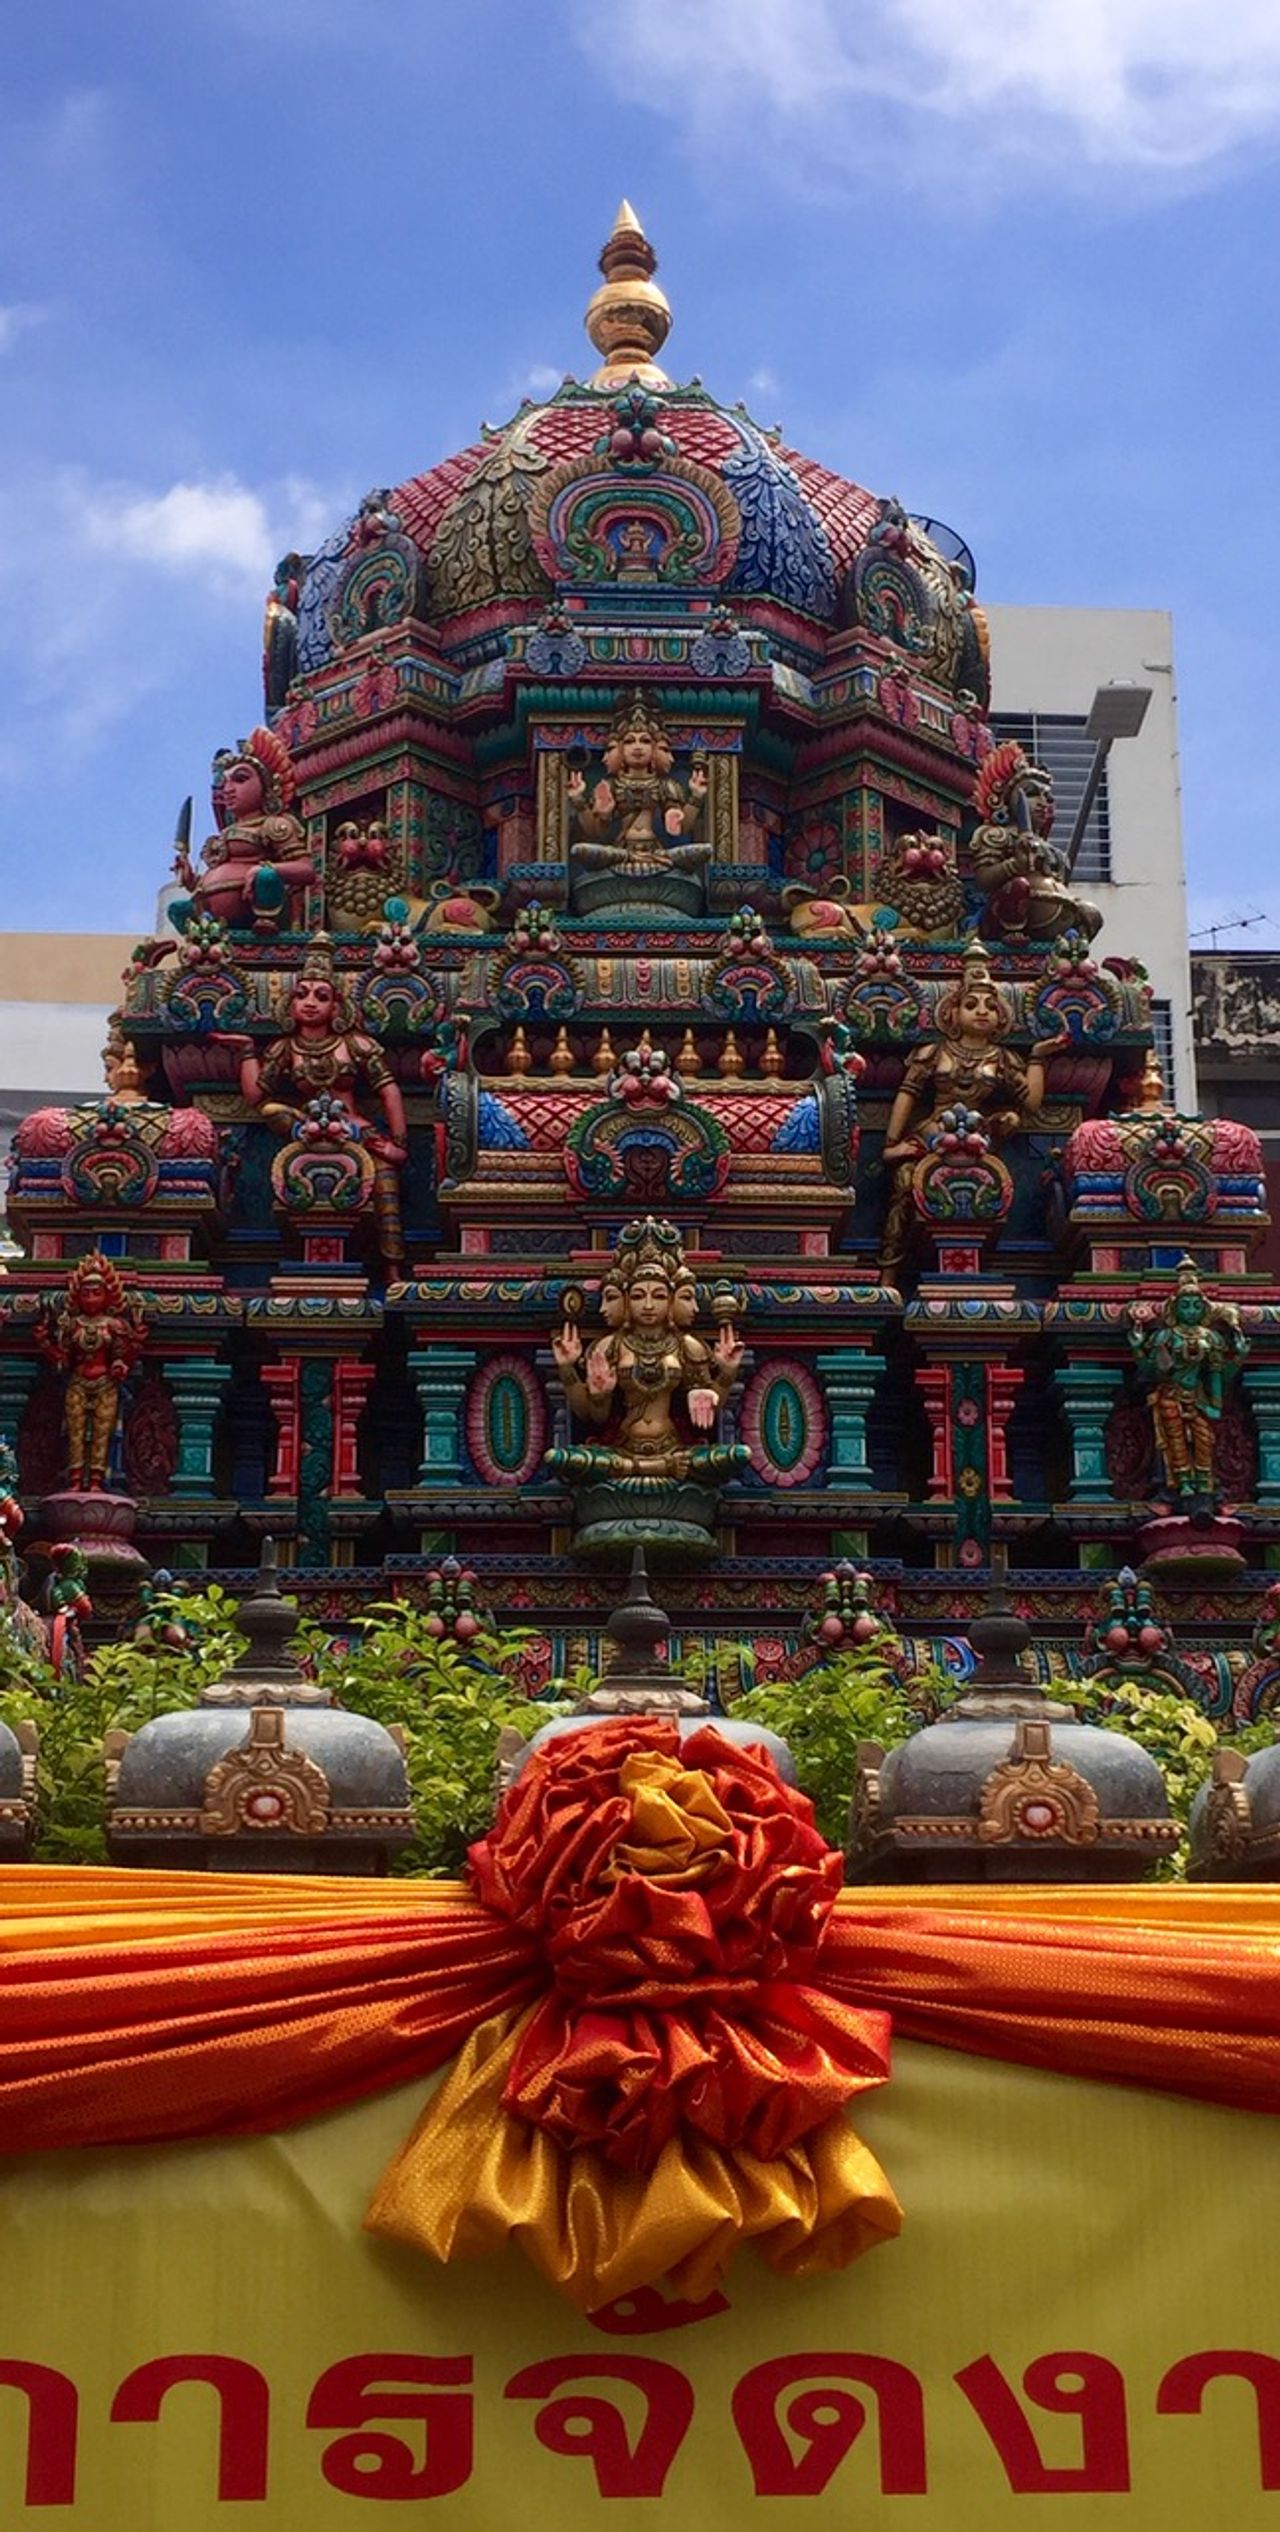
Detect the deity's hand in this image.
<box><xmin>1030</xmin><ymin>1030</ymin><xmax>1072</xmax><ymax>1061</ymax></box>
<box><xmin>883</xmin><ymin>1138</ymin><xmax>924</xmax><ymax>1166</ymax></box>
<box><xmin>368</xmin><ymin>1134</ymin><xmax>407</xmax><ymax>1165</ymax></box>
<box><xmin>551</xmin><ymin>1321</ymin><xmax>583</xmax><ymax>1373</ymax></box>
<box><xmin>988</xmin><ymin>1107</ymin><xmax>1022</xmax><ymax>1142</ymax></box>
<box><xmin>688</xmin><ymin>765</ymin><xmax>708</xmax><ymax>798</ymax></box>
<box><xmin>687</xmin><ymin>1385</ymin><xmax>717</xmax><ymax>1430</ymax></box>
<box><xmin>584</xmin><ymin>1344</ymin><xmax>616</xmax><ymax>1399</ymax></box>
<box><xmin>566</xmin><ymin>770</ymin><xmax>586</xmax><ymax>803</ymax></box>
<box><xmin>592</xmin><ymin>781</ymin><xmax>615</xmax><ymax>817</ymax></box>
<box><xmin>713</xmin><ymin>1324</ymin><xmax>744</xmax><ymax>1380</ymax></box>
<box><xmin>663</xmin><ymin>806</ymin><xmax>685</xmax><ymax>836</ymax></box>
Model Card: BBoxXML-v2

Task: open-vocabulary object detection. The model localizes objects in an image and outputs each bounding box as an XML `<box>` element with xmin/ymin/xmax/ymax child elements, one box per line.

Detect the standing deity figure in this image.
<box><xmin>568</xmin><ymin>695</ymin><xmax>709</xmax><ymax>913</ymax></box>
<box><xmin>968</xmin><ymin>739</ymin><xmax>1102</xmax><ymax>944</ymax></box>
<box><xmin>549</xmin><ymin>1217</ymin><xmax>744</xmax><ymax>1483</ymax></box>
<box><xmin>171</xmin><ymin>726</ymin><xmax>316</xmax><ymax>937</ymax></box>
<box><xmin>879</xmin><ymin>944</ymin><xmax>1060</xmax><ymax>1287</ymax></box>
<box><xmin>237</xmin><ymin>937</ymin><xmax>409</xmax><ymax>1267</ymax></box>
<box><xmin>1129</xmin><ymin>1258</ymin><xmax>1249</xmax><ymax>1511</ymax></box>
<box><xmin>35</xmin><ymin>1254</ymin><xmax>147</xmax><ymax>1492</ymax></box>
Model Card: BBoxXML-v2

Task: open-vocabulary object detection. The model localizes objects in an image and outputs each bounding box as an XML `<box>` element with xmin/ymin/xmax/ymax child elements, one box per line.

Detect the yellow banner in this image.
<box><xmin>3</xmin><ymin>2040</ymin><xmax>1279</xmax><ymax>2527</ymax></box>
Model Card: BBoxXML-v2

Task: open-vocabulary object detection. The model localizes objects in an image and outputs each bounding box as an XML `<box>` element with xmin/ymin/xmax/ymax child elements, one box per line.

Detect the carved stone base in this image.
<box><xmin>573</xmin><ymin>1479</ymin><xmax>722</xmax><ymax>1565</ymax></box>
<box><xmin>1138</xmin><ymin>1512</ymin><xmax>1247</xmax><ymax>1581</ymax></box>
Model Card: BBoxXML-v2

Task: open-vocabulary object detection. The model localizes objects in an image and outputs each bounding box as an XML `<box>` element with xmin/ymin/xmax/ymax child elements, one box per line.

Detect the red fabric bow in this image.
<box><xmin>468</xmin><ymin>1720</ymin><xmax>891</xmax><ymax>2171</ymax></box>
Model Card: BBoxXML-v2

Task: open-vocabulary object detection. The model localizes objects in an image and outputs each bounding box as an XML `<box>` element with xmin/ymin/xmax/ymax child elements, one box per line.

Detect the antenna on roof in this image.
<box><xmin>1190</xmin><ymin>906</ymin><xmax>1269</xmax><ymax>951</ymax></box>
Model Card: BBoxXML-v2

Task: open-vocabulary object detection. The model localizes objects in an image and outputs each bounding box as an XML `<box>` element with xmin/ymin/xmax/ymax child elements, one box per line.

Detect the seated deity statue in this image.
<box><xmin>171</xmin><ymin>726</ymin><xmax>315</xmax><ymax>937</ymax></box>
<box><xmin>568</xmin><ymin>695</ymin><xmax>710</xmax><ymax>917</ymax></box>
<box><xmin>234</xmin><ymin>936</ymin><xmax>408</xmax><ymax>1267</ymax></box>
<box><xmin>549</xmin><ymin>1218</ymin><xmax>744</xmax><ymax>1486</ymax></box>
<box><xmin>878</xmin><ymin>944</ymin><xmax>1062</xmax><ymax>1288</ymax></box>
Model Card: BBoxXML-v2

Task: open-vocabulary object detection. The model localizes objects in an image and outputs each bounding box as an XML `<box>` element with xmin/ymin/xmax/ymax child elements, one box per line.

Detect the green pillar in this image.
<box><xmin>815</xmin><ymin>1351</ymin><xmax>878</xmax><ymax>1491</ymax></box>
<box><xmin>166</xmin><ymin>1359</ymin><xmax>232</xmax><ymax>1498</ymax></box>
<box><xmin>1055</xmin><ymin>1362</ymin><xmax>1123</xmax><ymax>1502</ymax></box>
<box><xmin>1246</xmin><ymin>1366</ymin><xmax>1280</xmax><ymax>1506</ymax></box>
<box><xmin>409</xmin><ymin>1346</ymin><xmax>477</xmax><ymax>1487</ymax></box>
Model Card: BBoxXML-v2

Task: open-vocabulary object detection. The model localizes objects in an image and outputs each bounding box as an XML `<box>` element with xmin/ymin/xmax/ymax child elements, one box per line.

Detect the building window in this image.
<box><xmin>1150</xmin><ymin>997</ymin><xmax>1176</xmax><ymax>1103</ymax></box>
<box><xmin>988</xmin><ymin>713</ymin><xmax>1112</xmax><ymax>883</ymax></box>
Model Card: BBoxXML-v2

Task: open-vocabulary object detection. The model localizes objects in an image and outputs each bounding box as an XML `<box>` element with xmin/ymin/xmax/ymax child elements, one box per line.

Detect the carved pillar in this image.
<box><xmin>166</xmin><ymin>1358</ymin><xmax>232</xmax><ymax>1498</ymax></box>
<box><xmin>1055</xmin><ymin>1362</ymin><xmax>1123</xmax><ymax>1503</ymax></box>
<box><xmin>331</xmin><ymin>1360</ymin><xmax>375</xmax><ymax>1496</ymax></box>
<box><xmin>986</xmin><ymin>1364</ymin><xmax>1024</xmax><ymax>1503</ymax></box>
<box><xmin>917</xmin><ymin>1366</ymin><xmax>954</xmax><ymax>1498</ymax></box>
<box><xmin>814</xmin><ymin>1350</ymin><xmax>878</xmax><ymax>1491</ymax></box>
<box><xmin>409</xmin><ymin>1346</ymin><xmax>478</xmax><ymax>1486</ymax></box>
<box><xmin>261</xmin><ymin>1361</ymin><xmax>301</xmax><ymax>1498</ymax></box>
<box><xmin>1246</xmin><ymin>1365</ymin><xmax>1280</xmax><ymax>1507</ymax></box>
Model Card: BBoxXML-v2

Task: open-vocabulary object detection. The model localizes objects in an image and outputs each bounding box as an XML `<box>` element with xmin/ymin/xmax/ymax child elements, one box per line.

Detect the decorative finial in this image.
<box><xmin>585</xmin><ymin>201</ymin><xmax>673</xmax><ymax>389</ymax></box>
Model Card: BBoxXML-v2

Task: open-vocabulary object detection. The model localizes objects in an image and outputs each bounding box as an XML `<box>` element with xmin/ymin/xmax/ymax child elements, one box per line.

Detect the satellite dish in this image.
<box><xmin>909</xmin><ymin>515</ymin><xmax>976</xmax><ymax>593</ymax></box>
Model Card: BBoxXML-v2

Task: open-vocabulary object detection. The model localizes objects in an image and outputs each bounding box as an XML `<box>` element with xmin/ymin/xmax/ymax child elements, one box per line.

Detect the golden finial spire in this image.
<box><xmin>585</xmin><ymin>200</ymin><xmax>673</xmax><ymax>389</ymax></box>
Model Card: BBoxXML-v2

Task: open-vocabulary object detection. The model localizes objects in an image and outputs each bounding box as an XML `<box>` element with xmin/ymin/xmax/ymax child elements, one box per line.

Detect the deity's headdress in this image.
<box><xmin>278</xmin><ymin>932</ymin><xmax>357</xmax><ymax>1032</ymax></box>
<box><xmin>610</xmin><ymin>1214</ymin><xmax>696</xmax><ymax>1301</ymax></box>
<box><xmin>66</xmin><ymin>1251</ymin><xmax>128</xmax><ymax>1314</ymax></box>
<box><xmin>604</xmin><ymin>691</ymin><xmax>673</xmax><ymax>775</ymax></box>
<box><xmin>936</xmin><ymin>939</ymin><xmax>1008</xmax><ymax>1037</ymax></box>
<box><xmin>214</xmin><ymin>723</ymin><xmax>298</xmax><ymax>818</ymax></box>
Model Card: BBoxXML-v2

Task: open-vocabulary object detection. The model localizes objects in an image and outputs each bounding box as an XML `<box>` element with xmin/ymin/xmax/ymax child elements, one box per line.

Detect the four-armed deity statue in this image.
<box><xmin>171</xmin><ymin>725</ymin><xmax>316</xmax><ymax>937</ymax></box>
<box><xmin>548</xmin><ymin>1217</ymin><xmax>748</xmax><ymax>1558</ymax></box>
<box><xmin>235</xmin><ymin>937</ymin><xmax>409</xmax><ymax>1267</ymax></box>
<box><xmin>1129</xmin><ymin>1259</ymin><xmax>1249</xmax><ymax>1517</ymax></box>
<box><xmin>34</xmin><ymin>1254</ymin><xmax>148</xmax><ymax>1494</ymax></box>
<box><xmin>879</xmin><ymin>945</ymin><xmax>1062</xmax><ymax>1288</ymax></box>
<box><xmin>568</xmin><ymin>695</ymin><xmax>709</xmax><ymax>918</ymax></box>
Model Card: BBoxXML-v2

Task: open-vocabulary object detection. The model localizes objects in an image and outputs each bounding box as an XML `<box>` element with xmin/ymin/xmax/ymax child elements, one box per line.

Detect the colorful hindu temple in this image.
<box><xmin>7</xmin><ymin>205</ymin><xmax>1280</xmax><ymax>2532</ymax></box>
<box><xmin>4</xmin><ymin>204</ymin><xmax>1276</xmax><ymax>1718</ymax></box>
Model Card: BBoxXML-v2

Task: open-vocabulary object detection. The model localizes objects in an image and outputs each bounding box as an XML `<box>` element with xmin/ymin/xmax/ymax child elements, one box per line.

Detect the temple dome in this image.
<box><xmin>292</xmin><ymin>208</ymin><xmax>982</xmax><ymax>694</ymax></box>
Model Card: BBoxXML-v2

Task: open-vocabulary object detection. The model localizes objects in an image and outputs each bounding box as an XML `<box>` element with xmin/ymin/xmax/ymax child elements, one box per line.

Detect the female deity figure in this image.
<box><xmin>237</xmin><ymin>939</ymin><xmax>408</xmax><ymax>1267</ymax></box>
<box><xmin>1129</xmin><ymin>1258</ymin><xmax>1249</xmax><ymax>1510</ymax></box>
<box><xmin>878</xmin><ymin>945</ymin><xmax>1062</xmax><ymax>1287</ymax></box>
<box><xmin>172</xmin><ymin>726</ymin><xmax>316</xmax><ymax>937</ymax></box>
<box><xmin>568</xmin><ymin>696</ymin><xmax>709</xmax><ymax>913</ymax></box>
<box><xmin>35</xmin><ymin>1254</ymin><xmax>147</xmax><ymax>1492</ymax></box>
<box><xmin>550</xmin><ymin>1218</ymin><xmax>743</xmax><ymax>1482</ymax></box>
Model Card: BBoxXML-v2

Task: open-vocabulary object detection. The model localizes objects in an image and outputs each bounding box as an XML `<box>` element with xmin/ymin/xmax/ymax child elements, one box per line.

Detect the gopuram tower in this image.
<box><xmin>5</xmin><ymin>207</ymin><xmax>1277</xmax><ymax>1706</ymax></box>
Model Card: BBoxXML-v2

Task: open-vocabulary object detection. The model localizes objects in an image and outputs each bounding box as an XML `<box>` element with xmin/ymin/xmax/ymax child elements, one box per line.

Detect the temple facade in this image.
<box><xmin>4</xmin><ymin>207</ymin><xmax>1277</xmax><ymax>1710</ymax></box>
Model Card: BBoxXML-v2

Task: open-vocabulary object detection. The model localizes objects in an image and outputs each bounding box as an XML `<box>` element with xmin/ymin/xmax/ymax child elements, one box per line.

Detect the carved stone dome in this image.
<box><xmin>847</xmin><ymin>1586</ymin><xmax>1178</xmax><ymax>1884</ymax></box>
<box><xmin>290</xmin><ymin>207</ymin><xmax>985</xmax><ymax>700</ymax></box>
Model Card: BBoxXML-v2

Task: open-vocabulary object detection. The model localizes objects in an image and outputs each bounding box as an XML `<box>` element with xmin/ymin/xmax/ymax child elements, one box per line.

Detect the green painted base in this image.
<box><xmin>573</xmin><ymin>1479</ymin><xmax>721</xmax><ymax>1566</ymax></box>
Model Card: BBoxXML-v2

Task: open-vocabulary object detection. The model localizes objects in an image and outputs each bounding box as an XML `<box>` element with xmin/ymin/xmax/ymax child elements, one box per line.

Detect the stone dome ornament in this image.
<box><xmin>846</xmin><ymin>1572</ymin><xmax>1179</xmax><ymax>1883</ymax></box>
<box><xmin>106</xmin><ymin>1541</ymin><xmax>414</xmax><ymax>1874</ymax></box>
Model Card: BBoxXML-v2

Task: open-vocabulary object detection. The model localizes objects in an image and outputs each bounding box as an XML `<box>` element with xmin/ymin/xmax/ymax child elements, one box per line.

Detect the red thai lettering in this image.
<box><xmin>956</xmin><ymin>2352</ymin><xmax>1130</xmax><ymax>2493</ymax></box>
<box><xmin>732</xmin><ymin>2353</ymin><xmax>927</xmax><ymax>2496</ymax></box>
<box><xmin>0</xmin><ymin>2360</ymin><xmax>78</xmax><ymax>2507</ymax></box>
<box><xmin>505</xmin><ymin>2356</ymin><xmax>694</xmax><ymax>2496</ymax></box>
<box><xmin>588</xmin><ymin>2285</ymin><xmax>730</xmax><ymax>2335</ymax></box>
<box><xmin>111</xmin><ymin>2354</ymin><xmax>269</xmax><ymax>2501</ymax></box>
<box><xmin>1158</xmin><ymin>2351</ymin><xmax>1280</xmax><ymax>2488</ymax></box>
<box><xmin>307</xmin><ymin>2354</ymin><xmax>473</xmax><ymax>2499</ymax></box>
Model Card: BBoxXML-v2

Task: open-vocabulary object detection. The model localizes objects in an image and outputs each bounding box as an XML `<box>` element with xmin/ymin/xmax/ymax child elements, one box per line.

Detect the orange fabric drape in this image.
<box><xmin>0</xmin><ymin>1868</ymin><xmax>541</xmax><ymax>2148</ymax></box>
<box><xmin>4</xmin><ymin>1869</ymin><xmax>1280</xmax><ymax>2153</ymax></box>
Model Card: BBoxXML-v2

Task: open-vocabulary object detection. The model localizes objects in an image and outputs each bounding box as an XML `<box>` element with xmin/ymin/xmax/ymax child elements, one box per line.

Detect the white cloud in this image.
<box><xmin>70</xmin><ymin>470</ymin><xmax>339</xmax><ymax>597</ymax></box>
<box><xmin>0</xmin><ymin>304</ymin><xmax>48</xmax><ymax>355</ymax></box>
<box><xmin>575</xmin><ymin>0</ymin><xmax>1280</xmax><ymax>176</ymax></box>
<box><xmin>521</xmin><ymin>363</ymin><xmax>564</xmax><ymax>396</ymax></box>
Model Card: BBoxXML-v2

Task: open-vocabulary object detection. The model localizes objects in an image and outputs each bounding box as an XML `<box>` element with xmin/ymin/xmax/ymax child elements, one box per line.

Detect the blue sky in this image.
<box><xmin>3</xmin><ymin>0</ymin><xmax>1279</xmax><ymax>943</ymax></box>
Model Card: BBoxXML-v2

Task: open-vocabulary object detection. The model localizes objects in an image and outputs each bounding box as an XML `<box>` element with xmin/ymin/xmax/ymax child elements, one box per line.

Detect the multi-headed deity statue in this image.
<box><xmin>1129</xmin><ymin>1258</ymin><xmax>1249</xmax><ymax>1512</ymax></box>
<box><xmin>172</xmin><ymin>726</ymin><xmax>315</xmax><ymax>937</ymax></box>
<box><xmin>548</xmin><ymin>1218</ymin><xmax>748</xmax><ymax>1554</ymax></box>
<box><xmin>34</xmin><ymin>1253</ymin><xmax>148</xmax><ymax>1492</ymax></box>
<box><xmin>568</xmin><ymin>695</ymin><xmax>709</xmax><ymax>914</ymax></box>
<box><xmin>969</xmin><ymin>739</ymin><xmax>1102</xmax><ymax>945</ymax></box>
<box><xmin>237</xmin><ymin>936</ymin><xmax>409</xmax><ymax>1266</ymax></box>
<box><xmin>552</xmin><ymin>1218</ymin><xmax>742</xmax><ymax>1476</ymax></box>
<box><xmin>879</xmin><ymin>943</ymin><xmax>1060</xmax><ymax>1286</ymax></box>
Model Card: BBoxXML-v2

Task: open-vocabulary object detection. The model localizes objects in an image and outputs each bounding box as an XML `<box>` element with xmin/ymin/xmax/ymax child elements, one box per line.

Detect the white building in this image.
<box><xmin>984</xmin><ymin>604</ymin><xmax>1192</xmax><ymax>1105</ymax></box>
<box><xmin>0</xmin><ymin>934</ymin><xmax>135</xmax><ymax>1163</ymax></box>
